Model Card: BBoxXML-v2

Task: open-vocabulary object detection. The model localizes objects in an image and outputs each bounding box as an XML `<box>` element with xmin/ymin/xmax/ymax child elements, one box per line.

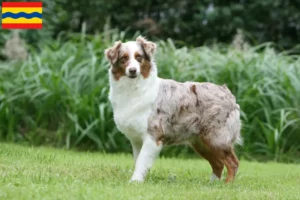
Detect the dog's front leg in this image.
<box><xmin>129</xmin><ymin>135</ymin><xmax>162</xmax><ymax>183</ymax></box>
<box><xmin>130</xmin><ymin>139</ymin><xmax>143</xmax><ymax>163</ymax></box>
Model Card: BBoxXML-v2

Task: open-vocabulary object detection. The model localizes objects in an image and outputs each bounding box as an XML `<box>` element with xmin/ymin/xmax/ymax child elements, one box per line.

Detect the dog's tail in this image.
<box><xmin>231</xmin><ymin>104</ymin><xmax>243</xmax><ymax>146</ymax></box>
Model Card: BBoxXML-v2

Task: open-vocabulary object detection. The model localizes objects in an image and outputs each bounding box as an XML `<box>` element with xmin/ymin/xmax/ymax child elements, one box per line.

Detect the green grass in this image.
<box><xmin>1</xmin><ymin>143</ymin><xmax>300</xmax><ymax>200</ymax></box>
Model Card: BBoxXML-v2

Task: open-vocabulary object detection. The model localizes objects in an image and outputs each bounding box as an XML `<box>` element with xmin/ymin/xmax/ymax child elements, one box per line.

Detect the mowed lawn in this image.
<box><xmin>0</xmin><ymin>143</ymin><xmax>299</xmax><ymax>200</ymax></box>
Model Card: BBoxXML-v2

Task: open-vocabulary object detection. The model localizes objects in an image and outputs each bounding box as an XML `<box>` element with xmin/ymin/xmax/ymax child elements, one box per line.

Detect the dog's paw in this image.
<box><xmin>210</xmin><ymin>173</ymin><xmax>221</xmax><ymax>182</ymax></box>
<box><xmin>129</xmin><ymin>176</ymin><xmax>144</xmax><ymax>184</ymax></box>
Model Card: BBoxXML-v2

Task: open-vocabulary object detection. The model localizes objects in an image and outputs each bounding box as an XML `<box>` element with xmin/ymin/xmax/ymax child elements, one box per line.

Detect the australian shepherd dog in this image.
<box><xmin>104</xmin><ymin>36</ymin><xmax>242</xmax><ymax>183</ymax></box>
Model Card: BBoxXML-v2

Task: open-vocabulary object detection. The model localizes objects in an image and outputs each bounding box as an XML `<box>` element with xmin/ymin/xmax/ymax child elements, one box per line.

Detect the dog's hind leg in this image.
<box><xmin>190</xmin><ymin>139</ymin><xmax>224</xmax><ymax>181</ymax></box>
<box><xmin>222</xmin><ymin>147</ymin><xmax>239</xmax><ymax>183</ymax></box>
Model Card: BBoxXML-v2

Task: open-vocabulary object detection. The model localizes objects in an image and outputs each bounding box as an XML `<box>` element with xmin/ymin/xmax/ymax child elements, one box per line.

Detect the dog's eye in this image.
<box><xmin>135</xmin><ymin>55</ymin><xmax>143</xmax><ymax>62</ymax></box>
<box><xmin>119</xmin><ymin>57</ymin><xmax>128</xmax><ymax>64</ymax></box>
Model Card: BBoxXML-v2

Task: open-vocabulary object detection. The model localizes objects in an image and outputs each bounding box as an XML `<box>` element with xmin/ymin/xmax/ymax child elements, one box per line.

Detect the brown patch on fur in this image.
<box><xmin>104</xmin><ymin>41</ymin><xmax>122</xmax><ymax>64</ymax></box>
<box><xmin>134</xmin><ymin>52</ymin><xmax>143</xmax><ymax>62</ymax></box>
<box><xmin>157</xmin><ymin>108</ymin><xmax>160</xmax><ymax>114</ymax></box>
<box><xmin>191</xmin><ymin>136</ymin><xmax>240</xmax><ymax>183</ymax></box>
<box><xmin>190</xmin><ymin>84</ymin><xmax>200</xmax><ymax>106</ymax></box>
<box><xmin>110</xmin><ymin>52</ymin><xmax>130</xmax><ymax>81</ymax></box>
<box><xmin>111</xmin><ymin>65</ymin><xmax>125</xmax><ymax>81</ymax></box>
<box><xmin>135</xmin><ymin>51</ymin><xmax>152</xmax><ymax>78</ymax></box>
<box><xmin>224</xmin><ymin>149</ymin><xmax>231</xmax><ymax>156</ymax></box>
<box><xmin>180</xmin><ymin>105</ymin><xmax>184</xmax><ymax>112</ymax></box>
<box><xmin>150</xmin><ymin>119</ymin><xmax>165</xmax><ymax>145</ymax></box>
<box><xmin>199</xmin><ymin>126</ymin><xmax>211</xmax><ymax>136</ymax></box>
<box><xmin>140</xmin><ymin>59</ymin><xmax>151</xmax><ymax>78</ymax></box>
<box><xmin>191</xmin><ymin>84</ymin><xmax>196</xmax><ymax>94</ymax></box>
<box><xmin>222</xmin><ymin>148</ymin><xmax>239</xmax><ymax>183</ymax></box>
<box><xmin>136</xmin><ymin>36</ymin><xmax>157</xmax><ymax>59</ymax></box>
<box><xmin>191</xmin><ymin>139</ymin><xmax>224</xmax><ymax>179</ymax></box>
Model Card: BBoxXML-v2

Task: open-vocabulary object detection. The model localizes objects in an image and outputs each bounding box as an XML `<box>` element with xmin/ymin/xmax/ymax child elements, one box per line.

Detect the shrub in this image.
<box><xmin>1</xmin><ymin>0</ymin><xmax>300</xmax><ymax>50</ymax></box>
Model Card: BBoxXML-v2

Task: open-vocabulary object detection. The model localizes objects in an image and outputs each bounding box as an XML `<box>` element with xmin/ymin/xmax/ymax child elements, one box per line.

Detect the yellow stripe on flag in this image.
<box><xmin>2</xmin><ymin>18</ymin><xmax>42</xmax><ymax>24</ymax></box>
<box><xmin>2</xmin><ymin>7</ymin><xmax>42</xmax><ymax>14</ymax></box>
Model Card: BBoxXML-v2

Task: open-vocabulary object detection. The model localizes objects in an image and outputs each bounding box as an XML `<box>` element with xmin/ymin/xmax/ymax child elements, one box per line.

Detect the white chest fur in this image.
<box><xmin>109</xmin><ymin>74</ymin><xmax>160</xmax><ymax>143</ymax></box>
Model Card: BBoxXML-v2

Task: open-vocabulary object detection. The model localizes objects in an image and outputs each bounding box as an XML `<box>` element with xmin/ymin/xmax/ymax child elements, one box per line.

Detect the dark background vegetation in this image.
<box><xmin>0</xmin><ymin>0</ymin><xmax>299</xmax><ymax>162</ymax></box>
<box><xmin>1</xmin><ymin>0</ymin><xmax>300</xmax><ymax>49</ymax></box>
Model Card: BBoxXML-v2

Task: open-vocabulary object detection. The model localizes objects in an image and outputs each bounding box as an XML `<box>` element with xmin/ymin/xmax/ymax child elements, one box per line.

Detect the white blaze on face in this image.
<box><xmin>121</xmin><ymin>41</ymin><xmax>142</xmax><ymax>77</ymax></box>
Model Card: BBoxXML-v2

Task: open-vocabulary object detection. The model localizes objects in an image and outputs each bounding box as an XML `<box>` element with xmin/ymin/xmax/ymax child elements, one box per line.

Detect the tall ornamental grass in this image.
<box><xmin>0</xmin><ymin>34</ymin><xmax>299</xmax><ymax>161</ymax></box>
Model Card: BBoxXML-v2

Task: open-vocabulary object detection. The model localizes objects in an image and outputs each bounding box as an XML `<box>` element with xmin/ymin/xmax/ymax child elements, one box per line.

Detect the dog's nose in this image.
<box><xmin>129</xmin><ymin>68</ymin><xmax>137</xmax><ymax>75</ymax></box>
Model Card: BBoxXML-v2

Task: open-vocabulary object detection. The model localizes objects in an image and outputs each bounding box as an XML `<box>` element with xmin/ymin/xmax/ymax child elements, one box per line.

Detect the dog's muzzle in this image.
<box><xmin>128</xmin><ymin>67</ymin><xmax>137</xmax><ymax>78</ymax></box>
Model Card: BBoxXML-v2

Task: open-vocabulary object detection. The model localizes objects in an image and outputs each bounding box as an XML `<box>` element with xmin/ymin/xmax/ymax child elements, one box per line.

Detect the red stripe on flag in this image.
<box><xmin>2</xmin><ymin>24</ymin><xmax>43</xmax><ymax>29</ymax></box>
<box><xmin>2</xmin><ymin>2</ymin><xmax>42</xmax><ymax>7</ymax></box>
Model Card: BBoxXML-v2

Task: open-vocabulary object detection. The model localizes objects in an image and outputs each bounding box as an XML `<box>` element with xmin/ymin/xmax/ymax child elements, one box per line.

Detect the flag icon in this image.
<box><xmin>1</xmin><ymin>2</ymin><xmax>42</xmax><ymax>29</ymax></box>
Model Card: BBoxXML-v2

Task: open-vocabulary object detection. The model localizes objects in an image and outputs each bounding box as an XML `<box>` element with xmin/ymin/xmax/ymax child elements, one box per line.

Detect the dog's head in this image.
<box><xmin>104</xmin><ymin>36</ymin><xmax>157</xmax><ymax>80</ymax></box>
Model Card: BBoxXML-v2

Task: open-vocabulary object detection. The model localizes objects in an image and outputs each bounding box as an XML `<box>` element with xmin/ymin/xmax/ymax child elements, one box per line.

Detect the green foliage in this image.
<box><xmin>0</xmin><ymin>32</ymin><xmax>299</xmax><ymax>161</ymax></box>
<box><xmin>0</xmin><ymin>32</ymin><xmax>129</xmax><ymax>152</ymax></box>
<box><xmin>51</xmin><ymin>0</ymin><xmax>300</xmax><ymax>49</ymax></box>
<box><xmin>1</xmin><ymin>143</ymin><xmax>300</xmax><ymax>199</ymax></box>
<box><xmin>1</xmin><ymin>0</ymin><xmax>300</xmax><ymax>49</ymax></box>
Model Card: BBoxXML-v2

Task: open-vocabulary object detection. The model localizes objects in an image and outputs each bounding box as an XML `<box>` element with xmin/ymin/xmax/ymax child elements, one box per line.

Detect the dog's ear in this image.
<box><xmin>104</xmin><ymin>41</ymin><xmax>122</xmax><ymax>64</ymax></box>
<box><xmin>136</xmin><ymin>36</ymin><xmax>157</xmax><ymax>60</ymax></box>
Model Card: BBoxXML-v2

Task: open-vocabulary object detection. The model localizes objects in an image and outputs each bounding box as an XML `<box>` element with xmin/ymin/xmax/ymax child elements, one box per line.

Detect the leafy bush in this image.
<box><xmin>49</xmin><ymin>0</ymin><xmax>300</xmax><ymax>49</ymax></box>
<box><xmin>0</xmin><ymin>32</ymin><xmax>299</xmax><ymax>161</ymax></box>
<box><xmin>1</xmin><ymin>0</ymin><xmax>300</xmax><ymax>50</ymax></box>
<box><xmin>0</xmin><ymin>32</ymin><xmax>129</xmax><ymax>152</ymax></box>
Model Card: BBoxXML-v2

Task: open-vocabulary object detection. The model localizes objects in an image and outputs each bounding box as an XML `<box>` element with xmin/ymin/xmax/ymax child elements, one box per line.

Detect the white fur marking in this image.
<box><xmin>123</xmin><ymin>42</ymin><xmax>142</xmax><ymax>77</ymax></box>
<box><xmin>210</xmin><ymin>173</ymin><xmax>220</xmax><ymax>181</ymax></box>
<box><xmin>108</xmin><ymin>41</ymin><xmax>161</xmax><ymax>183</ymax></box>
<box><xmin>130</xmin><ymin>140</ymin><xmax>142</xmax><ymax>163</ymax></box>
<box><xmin>130</xmin><ymin>136</ymin><xmax>162</xmax><ymax>182</ymax></box>
<box><xmin>108</xmin><ymin>41</ymin><xmax>159</xmax><ymax>146</ymax></box>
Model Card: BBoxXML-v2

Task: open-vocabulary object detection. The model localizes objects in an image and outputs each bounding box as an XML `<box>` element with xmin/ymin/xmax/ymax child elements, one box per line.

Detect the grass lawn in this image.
<box><xmin>0</xmin><ymin>143</ymin><xmax>300</xmax><ymax>200</ymax></box>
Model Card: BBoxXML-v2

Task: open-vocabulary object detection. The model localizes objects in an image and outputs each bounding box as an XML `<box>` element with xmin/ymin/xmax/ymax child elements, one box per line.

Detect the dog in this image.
<box><xmin>104</xmin><ymin>36</ymin><xmax>242</xmax><ymax>183</ymax></box>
